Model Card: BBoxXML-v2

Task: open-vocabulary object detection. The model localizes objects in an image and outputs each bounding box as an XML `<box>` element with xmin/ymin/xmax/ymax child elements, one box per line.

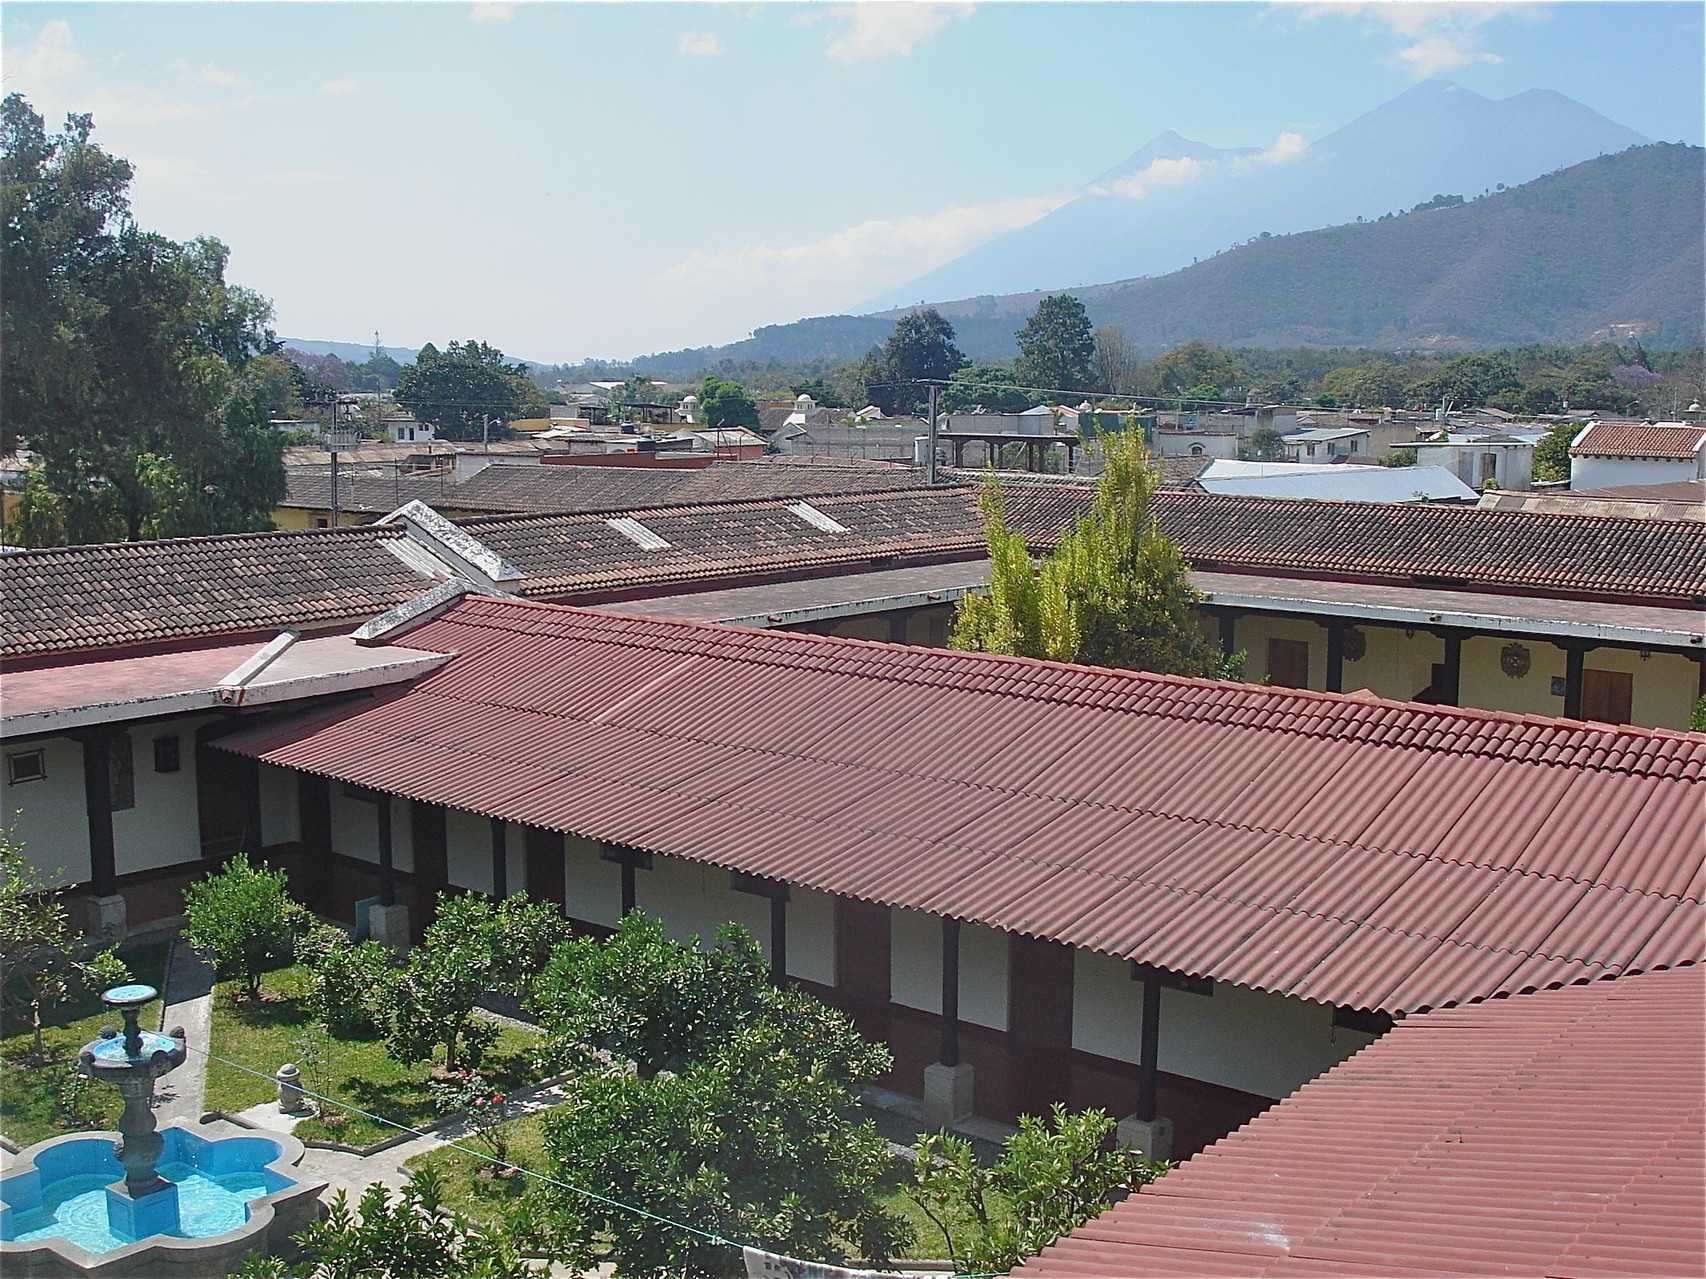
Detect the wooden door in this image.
<box><xmin>1266</xmin><ymin>638</ymin><xmax>1310</xmax><ymax>689</ymax></box>
<box><xmin>1008</xmin><ymin>935</ymin><xmax>1074</xmax><ymax>1118</ymax></box>
<box><xmin>524</xmin><ymin>827</ymin><xmax>567</xmax><ymax>917</ymax></box>
<box><xmin>1581</xmin><ymin>669</ymin><xmax>1633</xmax><ymax>724</ymax></box>
<box><xmin>835</xmin><ymin>898</ymin><xmax>891</xmax><ymax>1004</ymax></box>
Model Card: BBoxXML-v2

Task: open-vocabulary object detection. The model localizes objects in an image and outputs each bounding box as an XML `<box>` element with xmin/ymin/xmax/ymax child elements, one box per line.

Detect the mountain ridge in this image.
<box><xmin>860</xmin><ymin>79</ymin><xmax>1649</xmax><ymax>312</ymax></box>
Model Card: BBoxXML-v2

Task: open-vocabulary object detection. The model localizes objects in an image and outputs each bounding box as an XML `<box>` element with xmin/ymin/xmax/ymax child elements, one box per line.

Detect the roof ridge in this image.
<box><xmin>455</xmin><ymin>483</ymin><xmax>969</xmax><ymax>529</ymax></box>
<box><xmin>0</xmin><ymin>521</ymin><xmax>396</xmax><ymax>558</ymax></box>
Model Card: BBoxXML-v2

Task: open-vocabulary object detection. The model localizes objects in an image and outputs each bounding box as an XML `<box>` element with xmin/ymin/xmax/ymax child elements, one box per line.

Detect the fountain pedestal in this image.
<box><xmin>75</xmin><ymin>986</ymin><xmax>188</xmax><ymax>1241</ymax></box>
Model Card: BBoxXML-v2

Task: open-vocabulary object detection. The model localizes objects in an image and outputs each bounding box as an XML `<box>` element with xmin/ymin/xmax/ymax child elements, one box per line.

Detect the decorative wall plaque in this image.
<box><xmin>1500</xmin><ymin>642</ymin><xmax>1532</xmax><ymax>679</ymax></box>
<box><xmin>1342</xmin><ymin>627</ymin><xmax>1367</xmax><ymax>662</ymax></box>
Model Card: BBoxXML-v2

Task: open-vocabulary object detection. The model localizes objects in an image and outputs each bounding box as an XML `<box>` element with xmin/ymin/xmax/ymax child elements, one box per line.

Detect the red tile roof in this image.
<box><xmin>218</xmin><ymin>596</ymin><xmax>1705</xmax><ymax>1015</ymax></box>
<box><xmin>1016</xmin><ymin>965</ymin><xmax>1705</xmax><ymax>1278</ymax></box>
<box><xmin>1571</xmin><ymin>422</ymin><xmax>1706</xmax><ymax>460</ymax></box>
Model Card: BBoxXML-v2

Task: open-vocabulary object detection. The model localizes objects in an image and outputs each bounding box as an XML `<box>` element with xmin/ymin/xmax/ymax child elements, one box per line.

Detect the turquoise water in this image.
<box><xmin>4</xmin><ymin>1162</ymin><xmax>268</xmax><ymax>1254</ymax></box>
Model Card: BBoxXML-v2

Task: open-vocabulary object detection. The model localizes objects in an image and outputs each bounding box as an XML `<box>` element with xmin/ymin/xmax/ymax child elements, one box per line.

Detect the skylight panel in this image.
<box><xmin>605</xmin><ymin>517</ymin><xmax>672</xmax><ymax>551</ymax></box>
<box><xmin>785</xmin><ymin>502</ymin><xmax>849</xmax><ymax>534</ymax></box>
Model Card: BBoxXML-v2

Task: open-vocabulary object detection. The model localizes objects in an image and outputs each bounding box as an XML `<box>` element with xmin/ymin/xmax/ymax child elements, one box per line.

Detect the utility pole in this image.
<box><xmin>926</xmin><ymin>381</ymin><xmax>939</xmax><ymax>485</ymax></box>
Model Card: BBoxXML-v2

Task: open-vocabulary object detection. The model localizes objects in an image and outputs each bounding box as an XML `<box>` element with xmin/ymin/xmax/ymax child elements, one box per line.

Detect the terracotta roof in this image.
<box><xmin>1017</xmin><ymin>965</ymin><xmax>1705</xmax><ymax>1278</ymax></box>
<box><xmin>219</xmin><ymin>596</ymin><xmax>1705</xmax><ymax>1015</ymax></box>
<box><xmin>437</xmin><ymin>459</ymin><xmax>941</xmax><ymax>515</ymax></box>
<box><xmin>1570</xmin><ymin>422</ymin><xmax>1706</xmax><ymax>460</ymax></box>
<box><xmin>0</xmin><ymin>526</ymin><xmax>437</xmax><ymax>661</ymax></box>
<box><xmin>999</xmin><ymin>484</ymin><xmax>1706</xmax><ymax>602</ymax></box>
<box><xmin>280</xmin><ymin>467</ymin><xmax>459</xmax><ymax>514</ymax></box>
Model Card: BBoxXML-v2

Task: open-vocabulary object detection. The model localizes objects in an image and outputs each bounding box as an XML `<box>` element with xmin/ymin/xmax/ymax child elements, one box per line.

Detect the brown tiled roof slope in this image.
<box><xmin>1018</xmin><ymin>965</ymin><xmax>1704</xmax><ymax>1278</ymax></box>
<box><xmin>463</xmin><ymin>488</ymin><xmax>984</xmax><ymax>598</ymax></box>
<box><xmin>281</xmin><ymin>468</ymin><xmax>459</xmax><ymax>514</ymax></box>
<box><xmin>997</xmin><ymin>482</ymin><xmax>1706</xmax><ymax>601</ymax></box>
<box><xmin>1570</xmin><ymin>421</ymin><xmax>1706</xmax><ymax>459</ymax></box>
<box><xmin>437</xmin><ymin>459</ymin><xmax>944</xmax><ymax>515</ymax></box>
<box><xmin>0</xmin><ymin>526</ymin><xmax>434</xmax><ymax>661</ymax></box>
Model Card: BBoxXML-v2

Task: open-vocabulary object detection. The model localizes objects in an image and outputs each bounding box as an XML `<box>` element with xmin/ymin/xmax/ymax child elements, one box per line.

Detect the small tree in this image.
<box><xmin>951</xmin><ymin>428</ymin><xmax>1234</xmax><ymax>677</ymax></box>
<box><xmin>238</xmin><ymin>1165</ymin><xmax>541</xmax><ymax>1279</ymax></box>
<box><xmin>383</xmin><ymin>893</ymin><xmax>569</xmax><ymax>1073</ymax></box>
<box><xmin>296</xmin><ymin>921</ymin><xmax>393</xmax><ymax>1035</ymax></box>
<box><xmin>907</xmin><ymin>1105</ymin><xmax>1166</xmax><ymax>1273</ymax></box>
<box><xmin>429</xmin><ymin>1068</ymin><xmax>516</xmax><ymax>1175</ymax></box>
<box><xmin>530</xmin><ymin>919</ymin><xmax>906</xmax><ymax>1276</ymax></box>
<box><xmin>1</xmin><ymin>829</ymin><xmax>130</xmax><ymax>1060</ymax></box>
<box><xmin>182</xmin><ymin>854</ymin><xmax>305</xmax><ymax>1001</ymax></box>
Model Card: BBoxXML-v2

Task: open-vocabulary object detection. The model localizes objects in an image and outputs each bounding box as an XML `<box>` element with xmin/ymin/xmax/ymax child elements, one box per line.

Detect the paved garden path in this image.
<box><xmin>151</xmin><ymin>938</ymin><xmax>214</xmax><ymax>1127</ymax></box>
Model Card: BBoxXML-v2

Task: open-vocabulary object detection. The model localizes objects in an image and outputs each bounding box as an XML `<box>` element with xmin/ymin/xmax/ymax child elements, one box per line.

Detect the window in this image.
<box><xmin>153</xmin><ymin>735</ymin><xmax>181</xmax><ymax>773</ymax></box>
<box><xmin>6</xmin><ymin>749</ymin><xmax>46</xmax><ymax>784</ymax></box>
<box><xmin>1266</xmin><ymin>638</ymin><xmax>1310</xmax><ymax>688</ymax></box>
<box><xmin>1188</xmin><ymin>444</ymin><xmax>1205</xmax><ymax>456</ymax></box>
<box><xmin>109</xmin><ymin>732</ymin><xmax>135</xmax><ymax>811</ymax></box>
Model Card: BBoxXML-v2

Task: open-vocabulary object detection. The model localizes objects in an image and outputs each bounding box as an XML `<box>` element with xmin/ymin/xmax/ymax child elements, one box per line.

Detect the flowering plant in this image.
<box><xmin>429</xmin><ymin>1069</ymin><xmax>515</xmax><ymax>1172</ymax></box>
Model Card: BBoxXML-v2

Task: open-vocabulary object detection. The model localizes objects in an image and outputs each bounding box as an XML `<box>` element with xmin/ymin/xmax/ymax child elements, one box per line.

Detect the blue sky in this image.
<box><xmin>5</xmin><ymin>1</ymin><xmax>1702</xmax><ymax>363</ymax></box>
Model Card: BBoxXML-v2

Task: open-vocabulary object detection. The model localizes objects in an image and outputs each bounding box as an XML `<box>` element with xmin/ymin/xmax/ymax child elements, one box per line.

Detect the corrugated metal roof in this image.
<box><xmin>1015</xmin><ymin>965</ymin><xmax>1705</xmax><ymax>1278</ymax></box>
<box><xmin>217</xmin><ymin>597</ymin><xmax>1705</xmax><ymax>1015</ymax></box>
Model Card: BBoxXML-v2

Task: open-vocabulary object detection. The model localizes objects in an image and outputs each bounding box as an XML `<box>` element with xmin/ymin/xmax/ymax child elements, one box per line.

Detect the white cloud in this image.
<box><xmin>1092</xmin><ymin>156</ymin><xmax>1206</xmax><ymax>201</ymax></box>
<box><xmin>650</xmin><ymin>192</ymin><xmax>1065</xmax><ymax>313</ymax></box>
<box><xmin>813</xmin><ymin>2</ymin><xmax>974</xmax><ymax>62</ymax></box>
<box><xmin>197</xmin><ymin>62</ymin><xmax>248</xmax><ymax>87</ymax></box>
<box><xmin>319</xmin><ymin>79</ymin><xmax>361</xmax><ymax>97</ymax></box>
<box><xmin>678</xmin><ymin>31</ymin><xmax>724</xmax><ymax>56</ymax></box>
<box><xmin>1291</xmin><ymin>2</ymin><xmax>1546</xmax><ymax>78</ymax></box>
<box><xmin>7</xmin><ymin>19</ymin><xmax>87</xmax><ymax>87</ymax></box>
<box><xmin>470</xmin><ymin>3</ymin><xmax>514</xmax><ymax>22</ymax></box>
<box><xmin>1256</xmin><ymin>130</ymin><xmax>1308</xmax><ymax>163</ymax></box>
<box><xmin>1092</xmin><ymin>130</ymin><xmax>1308</xmax><ymax>200</ymax></box>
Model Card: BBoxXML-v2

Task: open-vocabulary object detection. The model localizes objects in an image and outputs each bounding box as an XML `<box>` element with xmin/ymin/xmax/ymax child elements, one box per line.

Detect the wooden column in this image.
<box><xmin>770</xmin><ymin>894</ymin><xmax>788</xmax><ymax>985</ymax></box>
<box><xmin>375</xmin><ymin>796</ymin><xmax>395</xmax><ymax>908</ymax></box>
<box><xmin>78</xmin><ymin>730</ymin><xmax>117</xmax><ymax>899</ymax></box>
<box><xmin>297</xmin><ymin>774</ymin><xmax>334</xmax><ymax>913</ymax></box>
<box><xmin>489</xmin><ymin>817</ymin><xmax>508</xmax><ymax>899</ymax></box>
<box><xmin>525</xmin><ymin>827</ymin><xmax>566</xmax><ymax>917</ymax></box>
<box><xmin>1562</xmin><ymin>644</ymin><xmax>1588</xmax><ymax>719</ymax></box>
<box><xmin>410</xmin><ymin>801</ymin><xmax>448</xmax><ymax>938</ymax></box>
<box><xmin>939</xmin><ymin>917</ymin><xmax>961</xmax><ymax>1067</ymax></box>
<box><xmin>1217</xmin><ymin>611</ymin><xmax>1239</xmax><ymax>658</ymax></box>
<box><xmin>1437</xmin><ymin>632</ymin><xmax>1463</xmax><ymax>707</ymax></box>
<box><xmin>1324</xmin><ymin>623</ymin><xmax>1346</xmax><ymax>694</ymax></box>
<box><xmin>1137</xmin><ymin>973</ymin><xmax>1162</xmax><ymax>1123</ymax></box>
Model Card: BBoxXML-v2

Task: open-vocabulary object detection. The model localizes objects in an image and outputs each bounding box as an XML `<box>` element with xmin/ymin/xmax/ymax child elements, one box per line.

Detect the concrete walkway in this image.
<box><xmin>151</xmin><ymin>938</ymin><xmax>215</xmax><ymax>1127</ymax></box>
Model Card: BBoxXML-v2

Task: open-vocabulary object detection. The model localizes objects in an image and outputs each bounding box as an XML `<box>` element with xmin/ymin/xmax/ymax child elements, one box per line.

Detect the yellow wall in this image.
<box><xmin>270</xmin><ymin>506</ymin><xmax>370</xmax><ymax>530</ymax></box>
<box><xmin>1228</xmin><ymin>612</ymin><xmax>1699</xmax><ymax>730</ymax></box>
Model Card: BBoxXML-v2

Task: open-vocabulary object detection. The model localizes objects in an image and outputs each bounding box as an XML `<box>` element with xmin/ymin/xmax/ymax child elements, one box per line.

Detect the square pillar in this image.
<box><xmin>922</xmin><ymin>1061</ymin><xmax>975</xmax><ymax>1129</ymax></box>
<box><xmin>367</xmin><ymin>901</ymin><xmax>410</xmax><ymax>949</ymax></box>
<box><xmin>1116</xmin><ymin>1114</ymin><xmax>1173</xmax><ymax>1162</ymax></box>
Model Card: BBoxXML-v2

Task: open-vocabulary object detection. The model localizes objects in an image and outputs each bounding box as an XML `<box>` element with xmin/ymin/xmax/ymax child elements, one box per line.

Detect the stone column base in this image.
<box><xmin>1116</xmin><ymin>1113</ymin><xmax>1174</xmax><ymax>1162</ymax></box>
<box><xmin>921</xmin><ymin>1061</ymin><xmax>975</xmax><ymax>1129</ymax></box>
<box><xmin>91</xmin><ymin>894</ymin><xmax>127</xmax><ymax>944</ymax></box>
<box><xmin>367</xmin><ymin>902</ymin><xmax>410</xmax><ymax>949</ymax></box>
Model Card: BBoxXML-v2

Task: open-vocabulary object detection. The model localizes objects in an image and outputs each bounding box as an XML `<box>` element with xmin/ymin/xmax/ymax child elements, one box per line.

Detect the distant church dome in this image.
<box><xmin>679</xmin><ymin>393</ymin><xmax>700</xmax><ymax>423</ymax></box>
<box><xmin>794</xmin><ymin>393</ymin><xmax>817</xmax><ymax>415</ymax></box>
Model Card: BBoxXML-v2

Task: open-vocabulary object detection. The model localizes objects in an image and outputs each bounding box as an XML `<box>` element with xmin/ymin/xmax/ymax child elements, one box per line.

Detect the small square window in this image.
<box><xmin>153</xmin><ymin>735</ymin><xmax>181</xmax><ymax>773</ymax></box>
<box><xmin>7</xmin><ymin>749</ymin><xmax>46</xmax><ymax>784</ymax></box>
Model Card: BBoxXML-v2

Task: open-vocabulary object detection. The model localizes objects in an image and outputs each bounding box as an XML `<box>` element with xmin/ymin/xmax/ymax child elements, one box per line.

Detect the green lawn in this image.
<box><xmin>0</xmin><ymin>938</ymin><xmax>174</xmax><ymax>1149</ymax></box>
<box><xmin>403</xmin><ymin>1108</ymin><xmax>552</xmax><ymax>1229</ymax></box>
<box><xmin>203</xmin><ymin>964</ymin><xmax>544</xmax><ymax>1148</ymax></box>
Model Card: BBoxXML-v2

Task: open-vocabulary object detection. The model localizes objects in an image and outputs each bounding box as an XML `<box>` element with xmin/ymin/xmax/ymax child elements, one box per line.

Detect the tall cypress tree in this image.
<box><xmin>950</xmin><ymin>428</ymin><xmax>1235</xmax><ymax>678</ymax></box>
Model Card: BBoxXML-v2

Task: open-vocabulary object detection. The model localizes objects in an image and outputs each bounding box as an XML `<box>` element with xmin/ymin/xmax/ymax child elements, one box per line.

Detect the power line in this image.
<box><xmin>865</xmin><ymin>378</ymin><xmax>1259</xmax><ymax>412</ymax></box>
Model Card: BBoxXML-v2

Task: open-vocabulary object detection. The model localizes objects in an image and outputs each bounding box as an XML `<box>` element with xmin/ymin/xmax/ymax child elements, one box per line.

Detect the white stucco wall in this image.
<box><xmin>891</xmin><ymin>908</ymin><xmax>942</xmax><ymax>1014</ymax></box>
<box><xmin>636</xmin><ymin>853</ymin><xmax>772</xmax><ymax>956</ymax></box>
<box><xmin>1572</xmin><ymin>455</ymin><xmax>1702</xmax><ymax>489</ymax></box>
<box><xmin>328</xmin><ymin>789</ymin><xmax>413</xmax><ymax>873</ymax></box>
<box><xmin>960</xmin><ymin>923</ymin><xmax>1009</xmax><ymax>1030</ymax></box>
<box><xmin>112</xmin><ymin>725</ymin><xmax>205</xmax><ymax>874</ymax></box>
<box><xmin>1071</xmin><ymin>951</ymin><xmax>1376</xmax><ymax>1100</ymax></box>
<box><xmin>445</xmin><ymin>807</ymin><xmax>496</xmax><ymax>895</ymax></box>
<box><xmin>259</xmin><ymin>763</ymin><xmax>300</xmax><ymax>847</ymax></box>
<box><xmin>564</xmin><ymin>834</ymin><xmax>621</xmax><ymax>925</ymax></box>
<box><xmin>2</xmin><ymin>735</ymin><xmax>91</xmax><ymax>887</ymax></box>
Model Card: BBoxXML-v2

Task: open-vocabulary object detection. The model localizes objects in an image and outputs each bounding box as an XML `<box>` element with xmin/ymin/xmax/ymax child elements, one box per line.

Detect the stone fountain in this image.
<box><xmin>1</xmin><ymin>985</ymin><xmax>324</xmax><ymax>1278</ymax></box>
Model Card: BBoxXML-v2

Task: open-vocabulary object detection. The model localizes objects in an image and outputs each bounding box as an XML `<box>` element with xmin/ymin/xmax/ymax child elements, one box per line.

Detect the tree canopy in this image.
<box><xmin>1013</xmin><ymin>294</ymin><xmax>1096</xmax><ymax>395</ymax></box>
<box><xmin>393</xmin><ymin>340</ymin><xmax>542</xmax><ymax>441</ymax></box>
<box><xmin>2</xmin><ymin>95</ymin><xmax>286</xmax><ymax>546</ymax></box>
<box><xmin>697</xmin><ymin>374</ymin><xmax>760</xmax><ymax>430</ymax></box>
<box><xmin>526</xmin><ymin>913</ymin><xmax>905</xmax><ymax>1276</ymax></box>
<box><xmin>862</xmin><ymin>308</ymin><xmax>964</xmax><ymax>415</ymax></box>
<box><xmin>951</xmin><ymin>428</ymin><xmax>1233</xmax><ymax>677</ymax></box>
<box><xmin>1149</xmin><ymin>340</ymin><xmax>1243</xmax><ymax>398</ymax></box>
<box><xmin>941</xmin><ymin>361</ymin><xmax>1033</xmax><ymax>413</ymax></box>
